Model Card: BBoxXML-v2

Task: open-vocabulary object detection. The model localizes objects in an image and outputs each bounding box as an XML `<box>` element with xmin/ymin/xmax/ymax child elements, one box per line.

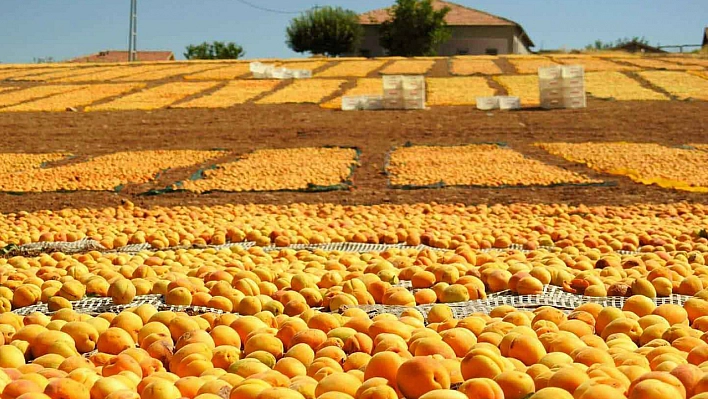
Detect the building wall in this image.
<box><xmin>357</xmin><ymin>25</ymin><xmax>530</xmax><ymax>56</ymax></box>
<box><xmin>513</xmin><ymin>34</ymin><xmax>531</xmax><ymax>55</ymax></box>
<box><xmin>359</xmin><ymin>26</ymin><xmax>385</xmax><ymax>57</ymax></box>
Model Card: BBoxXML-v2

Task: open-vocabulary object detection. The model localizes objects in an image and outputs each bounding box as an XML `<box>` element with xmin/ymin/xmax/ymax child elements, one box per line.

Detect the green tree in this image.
<box><xmin>184</xmin><ymin>41</ymin><xmax>245</xmax><ymax>60</ymax></box>
<box><xmin>379</xmin><ymin>0</ymin><xmax>451</xmax><ymax>57</ymax></box>
<box><xmin>585</xmin><ymin>36</ymin><xmax>649</xmax><ymax>50</ymax></box>
<box><xmin>286</xmin><ymin>6</ymin><xmax>363</xmax><ymax>57</ymax></box>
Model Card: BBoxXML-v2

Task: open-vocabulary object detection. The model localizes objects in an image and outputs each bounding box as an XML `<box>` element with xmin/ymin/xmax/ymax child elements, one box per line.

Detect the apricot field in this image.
<box><xmin>0</xmin><ymin>201</ymin><xmax>706</xmax><ymax>398</ymax></box>
<box><xmin>0</xmin><ymin>54</ymin><xmax>707</xmax><ymax>399</ymax></box>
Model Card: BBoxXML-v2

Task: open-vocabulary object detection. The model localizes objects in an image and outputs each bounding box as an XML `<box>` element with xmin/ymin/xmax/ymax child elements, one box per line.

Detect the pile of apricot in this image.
<box><xmin>1</xmin><ymin>293</ymin><xmax>708</xmax><ymax>399</ymax></box>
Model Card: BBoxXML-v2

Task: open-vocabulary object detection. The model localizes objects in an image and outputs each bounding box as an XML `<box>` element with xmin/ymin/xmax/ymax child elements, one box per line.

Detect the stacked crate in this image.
<box><xmin>249</xmin><ymin>62</ymin><xmax>312</xmax><ymax>80</ymax></box>
<box><xmin>383</xmin><ymin>75</ymin><xmax>403</xmax><ymax>110</ymax></box>
<box><xmin>402</xmin><ymin>76</ymin><xmax>426</xmax><ymax>110</ymax></box>
<box><xmin>539</xmin><ymin>65</ymin><xmax>586</xmax><ymax>109</ymax></box>
<box><xmin>383</xmin><ymin>75</ymin><xmax>426</xmax><ymax>110</ymax></box>
<box><xmin>476</xmin><ymin>96</ymin><xmax>521</xmax><ymax>111</ymax></box>
<box><xmin>341</xmin><ymin>95</ymin><xmax>383</xmax><ymax>111</ymax></box>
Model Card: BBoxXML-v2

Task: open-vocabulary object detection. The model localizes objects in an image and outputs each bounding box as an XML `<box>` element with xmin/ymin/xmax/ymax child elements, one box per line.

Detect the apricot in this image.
<box><xmin>671</xmin><ymin>364</ymin><xmax>703</xmax><ymax>397</ymax></box>
<box><xmin>653</xmin><ymin>304</ymin><xmax>688</xmax><ymax>326</ymax></box>
<box><xmin>440</xmin><ymin>328</ymin><xmax>477</xmax><ymax>357</ymax></box>
<box><xmin>256</xmin><ymin>387</ymin><xmax>305</xmax><ymax>399</ymax></box>
<box><xmin>574</xmin><ymin>382</ymin><xmax>625</xmax><ymax>399</ymax></box>
<box><xmin>501</xmin><ymin>334</ymin><xmax>546</xmax><ymax>366</ymax></box>
<box><xmin>547</xmin><ymin>366</ymin><xmax>589</xmax><ymax>394</ymax></box>
<box><xmin>601</xmin><ymin>318</ymin><xmax>643</xmax><ymax>342</ymax></box>
<box><xmin>96</xmin><ymin>327</ymin><xmax>135</xmax><ymax>355</ymax></box>
<box><xmin>244</xmin><ymin>333</ymin><xmax>284</xmax><ymax>359</ymax></box>
<box><xmin>623</xmin><ymin>295</ymin><xmax>656</xmax><ymax>317</ymax></box>
<box><xmin>0</xmin><ymin>345</ymin><xmax>26</xmax><ymax>368</ymax></box>
<box><xmin>141</xmin><ymin>379</ymin><xmax>182</xmax><ymax>399</ymax></box>
<box><xmin>44</xmin><ymin>378</ymin><xmax>90</xmax><ymax>399</ymax></box>
<box><xmin>628</xmin><ymin>372</ymin><xmax>686</xmax><ymax>399</ymax></box>
<box><xmin>516</xmin><ymin>276</ymin><xmax>543</xmax><ymax>295</ymax></box>
<box><xmin>61</xmin><ymin>322</ymin><xmax>99</xmax><ymax>354</ymax></box>
<box><xmin>418</xmin><ymin>390</ymin><xmax>468</xmax><ymax>399</ymax></box>
<box><xmin>364</xmin><ymin>352</ymin><xmax>405</xmax><ymax>391</ymax></box>
<box><xmin>358</xmin><ymin>385</ymin><xmax>398</xmax><ymax>399</ymax></box>
<box><xmin>411</xmin><ymin>338</ymin><xmax>456</xmax><ymax>359</ymax></box>
<box><xmin>4</xmin><ymin>380</ymin><xmax>44</xmax><ymax>399</ymax></box>
<box><xmin>572</xmin><ymin>347</ymin><xmax>615</xmax><ymax>367</ymax></box>
<box><xmin>108</xmin><ymin>280</ymin><xmax>136</xmax><ymax>305</ymax></box>
<box><xmin>629</xmin><ymin>379</ymin><xmax>686</xmax><ymax>399</ymax></box>
<box><xmin>685</xmin><ymin>298</ymin><xmax>708</xmax><ymax>324</ymax></box>
<box><xmin>528</xmin><ymin>387</ymin><xmax>573</xmax><ymax>399</ymax></box>
<box><xmin>461</xmin><ymin>347</ymin><xmax>507</xmax><ymax>380</ymax></box>
<box><xmin>396</xmin><ymin>357</ymin><xmax>450</xmax><ymax>399</ymax></box>
<box><xmin>314</xmin><ymin>373</ymin><xmax>361</xmax><ymax>397</ymax></box>
<box><xmin>493</xmin><ymin>371</ymin><xmax>535</xmax><ymax>399</ymax></box>
<box><xmin>457</xmin><ymin>378</ymin><xmax>504</xmax><ymax>399</ymax></box>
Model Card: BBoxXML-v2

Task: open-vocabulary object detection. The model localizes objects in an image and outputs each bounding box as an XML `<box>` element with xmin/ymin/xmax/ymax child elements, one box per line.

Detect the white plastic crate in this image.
<box><xmin>498</xmin><ymin>96</ymin><xmax>521</xmax><ymax>110</ymax></box>
<box><xmin>564</xmin><ymin>95</ymin><xmax>587</xmax><ymax>109</ymax></box>
<box><xmin>382</xmin><ymin>75</ymin><xmax>425</xmax><ymax>110</ymax></box>
<box><xmin>539</xmin><ymin>78</ymin><xmax>563</xmax><ymax>90</ymax></box>
<box><xmin>541</xmin><ymin>98</ymin><xmax>564</xmax><ymax>109</ymax></box>
<box><xmin>562</xmin><ymin>77</ymin><xmax>584</xmax><ymax>88</ymax></box>
<box><xmin>563</xmin><ymin>87</ymin><xmax>586</xmax><ymax>98</ymax></box>
<box><xmin>292</xmin><ymin>69</ymin><xmax>312</xmax><ymax>79</ymax></box>
<box><xmin>342</xmin><ymin>96</ymin><xmax>365</xmax><ymax>111</ymax></box>
<box><xmin>367</xmin><ymin>96</ymin><xmax>383</xmax><ymax>110</ymax></box>
<box><xmin>404</xmin><ymin>97</ymin><xmax>426</xmax><ymax>110</ymax></box>
<box><xmin>249</xmin><ymin>62</ymin><xmax>265</xmax><ymax>73</ymax></box>
<box><xmin>384</xmin><ymin>88</ymin><xmax>402</xmax><ymax>99</ymax></box>
<box><xmin>540</xmin><ymin>88</ymin><xmax>564</xmax><ymax>100</ymax></box>
<box><xmin>538</xmin><ymin>65</ymin><xmax>562</xmax><ymax>80</ymax></box>
<box><xmin>383</xmin><ymin>97</ymin><xmax>403</xmax><ymax>110</ymax></box>
<box><xmin>476</xmin><ymin>96</ymin><xmax>500</xmax><ymax>110</ymax></box>
<box><xmin>403</xmin><ymin>89</ymin><xmax>425</xmax><ymax>99</ymax></box>
<box><xmin>402</xmin><ymin>75</ymin><xmax>425</xmax><ymax>90</ymax></box>
<box><xmin>342</xmin><ymin>95</ymin><xmax>384</xmax><ymax>111</ymax></box>
<box><xmin>383</xmin><ymin>75</ymin><xmax>404</xmax><ymax>90</ymax></box>
<box><xmin>270</xmin><ymin>67</ymin><xmax>293</xmax><ymax>79</ymax></box>
<box><xmin>562</xmin><ymin>65</ymin><xmax>585</xmax><ymax>78</ymax></box>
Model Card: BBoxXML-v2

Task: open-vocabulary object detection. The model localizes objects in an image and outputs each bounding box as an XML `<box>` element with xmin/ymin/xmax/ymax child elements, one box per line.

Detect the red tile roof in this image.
<box><xmin>360</xmin><ymin>0</ymin><xmax>515</xmax><ymax>26</ymax></box>
<box><xmin>66</xmin><ymin>50</ymin><xmax>175</xmax><ymax>63</ymax></box>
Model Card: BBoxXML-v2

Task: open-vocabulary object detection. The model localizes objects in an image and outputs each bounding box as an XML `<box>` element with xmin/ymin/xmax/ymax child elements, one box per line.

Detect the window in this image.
<box><xmin>457</xmin><ymin>49</ymin><xmax>469</xmax><ymax>55</ymax></box>
<box><xmin>485</xmin><ymin>48</ymin><xmax>499</xmax><ymax>56</ymax></box>
<box><xmin>360</xmin><ymin>49</ymin><xmax>372</xmax><ymax>58</ymax></box>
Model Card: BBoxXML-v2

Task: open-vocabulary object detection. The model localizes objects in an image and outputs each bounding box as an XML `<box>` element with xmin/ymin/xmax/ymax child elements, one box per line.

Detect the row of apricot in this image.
<box><xmin>3</xmin><ymin>294</ymin><xmax>708</xmax><ymax>398</ymax></box>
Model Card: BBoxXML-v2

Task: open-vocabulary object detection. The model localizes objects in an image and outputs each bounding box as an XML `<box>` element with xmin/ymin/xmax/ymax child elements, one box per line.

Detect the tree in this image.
<box><xmin>286</xmin><ymin>6</ymin><xmax>363</xmax><ymax>57</ymax></box>
<box><xmin>379</xmin><ymin>0</ymin><xmax>451</xmax><ymax>57</ymax></box>
<box><xmin>184</xmin><ymin>41</ymin><xmax>244</xmax><ymax>60</ymax></box>
<box><xmin>585</xmin><ymin>36</ymin><xmax>649</xmax><ymax>51</ymax></box>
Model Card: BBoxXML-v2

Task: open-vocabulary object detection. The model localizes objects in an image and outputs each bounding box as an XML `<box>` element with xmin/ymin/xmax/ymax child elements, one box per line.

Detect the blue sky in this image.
<box><xmin>1</xmin><ymin>0</ymin><xmax>706</xmax><ymax>63</ymax></box>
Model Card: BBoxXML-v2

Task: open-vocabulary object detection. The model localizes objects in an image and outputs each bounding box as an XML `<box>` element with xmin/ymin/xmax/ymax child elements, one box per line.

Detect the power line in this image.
<box><xmin>233</xmin><ymin>0</ymin><xmax>310</xmax><ymax>14</ymax></box>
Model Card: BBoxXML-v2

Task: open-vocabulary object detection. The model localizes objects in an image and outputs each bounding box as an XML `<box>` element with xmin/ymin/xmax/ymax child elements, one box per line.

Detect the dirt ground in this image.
<box><xmin>0</xmin><ymin>99</ymin><xmax>707</xmax><ymax>213</ymax></box>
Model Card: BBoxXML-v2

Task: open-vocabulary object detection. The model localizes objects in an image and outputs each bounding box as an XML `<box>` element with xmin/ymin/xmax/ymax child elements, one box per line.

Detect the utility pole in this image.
<box><xmin>128</xmin><ymin>0</ymin><xmax>138</xmax><ymax>62</ymax></box>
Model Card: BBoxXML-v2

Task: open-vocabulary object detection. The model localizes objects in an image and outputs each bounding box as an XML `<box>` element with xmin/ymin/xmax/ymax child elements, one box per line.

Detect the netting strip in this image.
<box><xmin>1</xmin><ymin>239</ymin><xmax>642</xmax><ymax>258</ymax></box>
<box><xmin>12</xmin><ymin>285</ymin><xmax>691</xmax><ymax>320</ymax></box>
